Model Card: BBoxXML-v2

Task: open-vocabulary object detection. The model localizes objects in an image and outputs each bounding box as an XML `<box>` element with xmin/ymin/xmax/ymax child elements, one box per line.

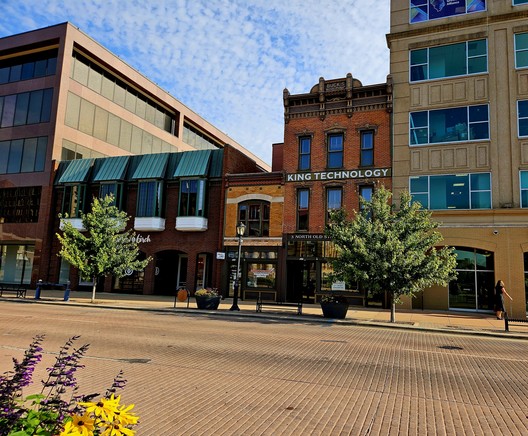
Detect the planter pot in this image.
<box><xmin>320</xmin><ymin>302</ymin><xmax>349</xmax><ymax>319</ymax></box>
<box><xmin>195</xmin><ymin>295</ymin><xmax>221</xmax><ymax>310</ymax></box>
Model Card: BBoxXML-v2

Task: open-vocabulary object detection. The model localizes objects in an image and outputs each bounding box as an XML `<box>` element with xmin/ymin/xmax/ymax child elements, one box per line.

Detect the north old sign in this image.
<box><xmin>286</xmin><ymin>168</ymin><xmax>391</xmax><ymax>182</ymax></box>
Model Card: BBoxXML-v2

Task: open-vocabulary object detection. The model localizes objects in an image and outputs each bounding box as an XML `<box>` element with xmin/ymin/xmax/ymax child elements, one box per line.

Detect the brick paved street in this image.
<box><xmin>1</xmin><ymin>300</ymin><xmax>527</xmax><ymax>435</ymax></box>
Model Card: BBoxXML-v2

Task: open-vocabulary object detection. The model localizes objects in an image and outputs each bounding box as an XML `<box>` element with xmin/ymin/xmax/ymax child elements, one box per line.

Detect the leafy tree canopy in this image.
<box><xmin>325</xmin><ymin>185</ymin><xmax>457</xmax><ymax>321</ymax></box>
<box><xmin>57</xmin><ymin>195</ymin><xmax>151</xmax><ymax>302</ymax></box>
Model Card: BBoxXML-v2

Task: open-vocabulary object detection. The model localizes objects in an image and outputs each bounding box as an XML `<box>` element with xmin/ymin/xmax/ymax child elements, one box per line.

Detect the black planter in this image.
<box><xmin>320</xmin><ymin>302</ymin><xmax>349</xmax><ymax>319</ymax></box>
<box><xmin>195</xmin><ymin>295</ymin><xmax>221</xmax><ymax>310</ymax></box>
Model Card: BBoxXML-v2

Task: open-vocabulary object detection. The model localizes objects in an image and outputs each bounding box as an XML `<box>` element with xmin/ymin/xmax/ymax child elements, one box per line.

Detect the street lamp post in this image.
<box><xmin>230</xmin><ymin>222</ymin><xmax>246</xmax><ymax>311</ymax></box>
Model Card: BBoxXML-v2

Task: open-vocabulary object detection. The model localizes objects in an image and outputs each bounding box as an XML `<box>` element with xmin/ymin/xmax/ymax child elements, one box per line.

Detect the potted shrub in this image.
<box><xmin>320</xmin><ymin>293</ymin><xmax>349</xmax><ymax>319</ymax></box>
<box><xmin>194</xmin><ymin>288</ymin><xmax>221</xmax><ymax>310</ymax></box>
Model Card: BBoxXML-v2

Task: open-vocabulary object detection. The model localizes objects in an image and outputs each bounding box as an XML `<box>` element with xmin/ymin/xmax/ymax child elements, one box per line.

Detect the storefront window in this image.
<box><xmin>0</xmin><ymin>244</ymin><xmax>34</xmax><ymax>284</ymax></box>
<box><xmin>246</xmin><ymin>263</ymin><xmax>276</xmax><ymax>289</ymax></box>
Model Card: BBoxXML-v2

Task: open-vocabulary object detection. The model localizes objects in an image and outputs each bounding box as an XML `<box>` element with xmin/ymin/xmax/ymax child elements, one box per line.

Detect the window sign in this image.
<box><xmin>410</xmin><ymin>1</ymin><xmax>485</xmax><ymax>23</ymax></box>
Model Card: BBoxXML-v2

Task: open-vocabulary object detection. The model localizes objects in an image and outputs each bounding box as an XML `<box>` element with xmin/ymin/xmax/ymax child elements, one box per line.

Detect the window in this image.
<box><xmin>360</xmin><ymin>131</ymin><xmax>374</xmax><ymax>166</ymax></box>
<box><xmin>62</xmin><ymin>184</ymin><xmax>87</xmax><ymax>218</ymax></box>
<box><xmin>359</xmin><ymin>185</ymin><xmax>373</xmax><ymax>215</ymax></box>
<box><xmin>0</xmin><ymin>50</ymin><xmax>57</xmax><ymax>85</ymax></box>
<box><xmin>0</xmin><ymin>89</ymin><xmax>53</xmax><ymax>128</ymax></box>
<box><xmin>520</xmin><ymin>171</ymin><xmax>528</xmax><ymax>207</ymax></box>
<box><xmin>327</xmin><ymin>133</ymin><xmax>343</xmax><ymax>168</ymax></box>
<box><xmin>515</xmin><ymin>33</ymin><xmax>528</xmax><ymax>69</ymax></box>
<box><xmin>514</xmin><ymin>0</ymin><xmax>528</xmax><ymax>5</ymax></box>
<box><xmin>326</xmin><ymin>187</ymin><xmax>342</xmax><ymax>221</ymax></box>
<box><xmin>298</xmin><ymin>136</ymin><xmax>311</xmax><ymax>170</ymax></box>
<box><xmin>246</xmin><ymin>263</ymin><xmax>276</xmax><ymax>289</ymax></box>
<box><xmin>410</xmin><ymin>173</ymin><xmax>491</xmax><ymax>210</ymax></box>
<box><xmin>410</xmin><ymin>104</ymin><xmax>489</xmax><ymax>145</ymax></box>
<box><xmin>0</xmin><ymin>186</ymin><xmax>41</xmax><ymax>223</ymax></box>
<box><xmin>518</xmin><ymin>101</ymin><xmax>528</xmax><ymax>137</ymax></box>
<box><xmin>238</xmin><ymin>201</ymin><xmax>270</xmax><ymax>237</ymax></box>
<box><xmin>410</xmin><ymin>40</ymin><xmax>487</xmax><ymax>82</ymax></box>
<box><xmin>99</xmin><ymin>183</ymin><xmax>124</xmax><ymax>210</ymax></box>
<box><xmin>297</xmin><ymin>189</ymin><xmax>309</xmax><ymax>231</ymax></box>
<box><xmin>137</xmin><ymin>180</ymin><xmax>163</xmax><ymax>217</ymax></box>
<box><xmin>179</xmin><ymin>179</ymin><xmax>206</xmax><ymax>217</ymax></box>
<box><xmin>0</xmin><ymin>137</ymin><xmax>47</xmax><ymax>174</ymax></box>
<box><xmin>410</xmin><ymin>1</ymin><xmax>485</xmax><ymax>23</ymax></box>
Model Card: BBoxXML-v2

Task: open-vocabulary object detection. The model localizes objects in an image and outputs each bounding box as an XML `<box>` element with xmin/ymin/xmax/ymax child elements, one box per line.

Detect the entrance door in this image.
<box><xmin>155</xmin><ymin>251</ymin><xmax>186</xmax><ymax>295</ymax></box>
<box><xmin>286</xmin><ymin>260</ymin><xmax>316</xmax><ymax>303</ymax></box>
<box><xmin>449</xmin><ymin>248</ymin><xmax>494</xmax><ymax>311</ymax></box>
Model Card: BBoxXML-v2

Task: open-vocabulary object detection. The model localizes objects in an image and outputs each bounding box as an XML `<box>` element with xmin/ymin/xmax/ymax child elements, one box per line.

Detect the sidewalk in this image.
<box><xmin>5</xmin><ymin>288</ymin><xmax>528</xmax><ymax>339</ymax></box>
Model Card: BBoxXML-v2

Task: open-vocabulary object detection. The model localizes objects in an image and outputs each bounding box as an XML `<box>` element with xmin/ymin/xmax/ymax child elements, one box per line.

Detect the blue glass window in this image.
<box><xmin>299</xmin><ymin>137</ymin><xmax>311</xmax><ymax>170</ymax></box>
<box><xmin>410</xmin><ymin>1</ymin><xmax>486</xmax><ymax>23</ymax></box>
<box><xmin>297</xmin><ymin>189</ymin><xmax>309</xmax><ymax>231</ymax></box>
<box><xmin>410</xmin><ymin>40</ymin><xmax>487</xmax><ymax>82</ymax></box>
<box><xmin>410</xmin><ymin>105</ymin><xmax>489</xmax><ymax>145</ymax></box>
<box><xmin>179</xmin><ymin>179</ymin><xmax>206</xmax><ymax>217</ymax></box>
<box><xmin>327</xmin><ymin>134</ymin><xmax>343</xmax><ymax>169</ymax></box>
<box><xmin>520</xmin><ymin>171</ymin><xmax>528</xmax><ymax>207</ymax></box>
<box><xmin>516</xmin><ymin>33</ymin><xmax>528</xmax><ymax>69</ymax></box>
<box><xmin>410</xmin><ymin>173</ymin><xmax>491</xmax><ymax>210</ymax></box>
<box><xmin>360</xmin><ymin>131</ymin><xmax>374</xmax><ymax>166</ymax></box>
<box><xmin>518</xmin><ymin>101</ymin><xmax>528</xmax><ymax>137</ymax></box>
<box><xmin>137</xmin><ymin>180</ymin><xmax>164</xmax><ymax>217</ymax></box>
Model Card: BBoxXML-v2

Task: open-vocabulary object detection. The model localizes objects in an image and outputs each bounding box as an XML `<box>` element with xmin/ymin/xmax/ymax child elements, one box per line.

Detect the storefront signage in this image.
<box><xmin>332</xmin><ymin>281</ymin><xmax>346</xmax><ymax>291</ymax></box>
<box><xmin>216</xmin><ymin>252</ymin><xmax>226</xmax><ymax>260</ymax></box>
<box><xmin>410</xmin><ymin>1</ymin><xmax>485</xmax><ymax>23</ymax></box>
<box><xmin>287</xmin><ymin>234</ymin><xmax>327</xmax><ymax>241</ymax></box>
<box><xmin>286</xmin><ymin>168</ymin><xmax>391</xmax><ymax>183</ymax></box>
<box><xmin>131</xmin><ymin>234</ymin><xmax>151</xmax><ymax>244</ymax></box>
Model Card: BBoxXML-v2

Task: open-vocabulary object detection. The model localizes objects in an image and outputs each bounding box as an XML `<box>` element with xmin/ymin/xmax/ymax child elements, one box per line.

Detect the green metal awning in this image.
<box><xmin>131</xmin><ymin>153</ymin><xmax>169</xmax><ymax>180</ymax></box>
<box><xmin>208</xmin><ymin>149</ymin><xmax>224</xmax><ymax>178</ymax></box>
<box><xmin>173</xmin><ymin>150</ymin><xmax>211</xmax><ymax>177</ymax></box>
<box><xmin>93</xmin><ymin>156</ymin><xmax>130</xmax><ymax>182</ymax></box>
<box><xmin>57</xmin><ymin>159</ymin><xmax>94</xmax><ymax>184</ymax></box>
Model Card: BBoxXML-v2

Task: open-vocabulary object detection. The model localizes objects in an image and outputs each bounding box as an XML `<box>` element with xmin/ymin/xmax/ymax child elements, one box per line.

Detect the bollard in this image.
<box><xmin>35</xmin><ymin>279</ymin><xmax>42</xmax><ymax>299</ymax></box>
<box><xmin>63</xmin><ymin>281</ymin><xmax>71</xmax><ymax>301</ymax></box>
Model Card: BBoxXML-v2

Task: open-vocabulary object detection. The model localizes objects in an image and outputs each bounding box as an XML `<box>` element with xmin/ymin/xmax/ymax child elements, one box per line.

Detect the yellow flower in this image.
<box><xmin>78</xmin><ymin>394</ymin><xmax>120</xmax><ymax>422</ymax></box>
<box><xmin>100</xmin><ymin>422</ymin><xmax>136</xmax><ymax>436</ymax></box>
<box><xmin>113</xmin><ymin>403</ymin><xmax>139</xmax><ymax>426</ymax></box>
<box><xmin>59</xmin><ymin>420</ymin><xmax>83</xmax><ymax>436</ymax></box>
<box><xmin>70</xmin><ymin>413</ymin><xmax>96</xmax><ymax>436</ymax></box>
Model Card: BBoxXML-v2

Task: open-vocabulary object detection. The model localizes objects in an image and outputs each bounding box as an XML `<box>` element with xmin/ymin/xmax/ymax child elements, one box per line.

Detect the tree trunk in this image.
<box><xmin>91</xmin><ymin>277</ymin><xmax>97</xmax><ymax>303</ymax></box>
<box><xmin>390</xmin><ymin>293</ymin><xmax>396</xmax><ymax>323</ymax></box>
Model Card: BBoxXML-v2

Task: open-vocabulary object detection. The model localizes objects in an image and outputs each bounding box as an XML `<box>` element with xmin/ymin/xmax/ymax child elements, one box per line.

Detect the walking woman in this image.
<box><xmin>494</xmin><ymin>280</ymin><xmax>512</xmax><ymax>320</ymax></box>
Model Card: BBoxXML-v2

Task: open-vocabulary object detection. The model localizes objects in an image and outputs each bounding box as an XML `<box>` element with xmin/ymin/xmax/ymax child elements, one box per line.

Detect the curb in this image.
<box><xmin>6</xmin><ymin>297</ymin><xmax>528</xmax><ymax>341</ymax></box>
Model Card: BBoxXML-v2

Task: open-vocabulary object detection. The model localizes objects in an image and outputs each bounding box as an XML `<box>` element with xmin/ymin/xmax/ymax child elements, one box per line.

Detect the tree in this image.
<box><xmin>57</xmin><ymin>195</ymin><xmax>151</xmax><ymax>303</ymax></box>
<box><xmin>325</xmin><ymin>185</ymin><xmax>457</xmax><ymax>323</ymax></box>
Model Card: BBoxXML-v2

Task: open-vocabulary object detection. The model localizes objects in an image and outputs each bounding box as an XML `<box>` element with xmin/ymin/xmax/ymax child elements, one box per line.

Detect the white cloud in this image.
<box><xmin>0</xmin><ymin>0</ymin><xmax>390</xmax><ymax>164</ymax></box>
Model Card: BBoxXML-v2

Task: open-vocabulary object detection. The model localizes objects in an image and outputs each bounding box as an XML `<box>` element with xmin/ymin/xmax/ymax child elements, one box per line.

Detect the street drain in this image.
<box><xmin>438</xmin><ymin>345</ymin><xmax>463</xmax><ymax>350</ymax></box>
<box><xmin>118</xmin><ymin>358</ymin><xmax>151</xmax><ymax>364</ymax></box>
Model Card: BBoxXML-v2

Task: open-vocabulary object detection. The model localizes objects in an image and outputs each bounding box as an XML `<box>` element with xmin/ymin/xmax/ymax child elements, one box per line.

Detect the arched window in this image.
<box><xmin>238</xmin><ymin>201</ymin><xmax>270</xmax><ymax>237</ymax></box>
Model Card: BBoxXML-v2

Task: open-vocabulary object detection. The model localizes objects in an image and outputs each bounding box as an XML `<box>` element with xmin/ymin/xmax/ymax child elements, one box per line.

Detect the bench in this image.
<box><xmin>0</xmin><ymin>283</ymin><xmax>29</xmax><ymax>298</ymax></box>
<box><xmin>504</xmin><ymin>312</ymin><xmax>528</xmax><ymax>332</ymax></box>
<box><xmin>256</xmin><ymin>296</ymin><xmax>303</xmax><ymax>315</ymax></box>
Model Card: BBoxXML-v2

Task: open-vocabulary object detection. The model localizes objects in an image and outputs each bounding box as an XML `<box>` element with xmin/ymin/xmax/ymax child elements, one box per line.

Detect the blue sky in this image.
<box><xmin>0</xmin><ymin>0</ymin><xmax>390</xmax><ymax>165</ymax></box>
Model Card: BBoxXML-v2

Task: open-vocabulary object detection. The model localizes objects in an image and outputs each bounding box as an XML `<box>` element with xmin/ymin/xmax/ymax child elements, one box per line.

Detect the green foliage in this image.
<box><xmin>325</xmin><ymin>186</ymin><xmax>457</xmax><ymax>316</ymax></box>
<box><xmin>57</xmin><ymin>195</ymin><xmax>151</xmax><ymax>300</ymax></box>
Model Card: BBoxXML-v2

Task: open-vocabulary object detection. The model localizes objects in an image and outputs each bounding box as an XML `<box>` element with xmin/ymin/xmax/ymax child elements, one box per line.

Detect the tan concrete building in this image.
<box><xmin>387</xmin><ymin>1</ymin><xmax>528</xmax><ymax>316</ymax></box>
<box><xmin>0</xmin><ymin>22</ymin><xmax>268</xmax><ymax>287</ymax></box>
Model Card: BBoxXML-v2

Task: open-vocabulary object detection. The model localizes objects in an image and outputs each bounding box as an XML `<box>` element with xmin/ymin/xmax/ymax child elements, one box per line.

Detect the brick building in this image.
<box><xmin>0</xmin><ymin>22</ymin><xmax>268</xmax><ymax>288</ymax></box>
<box><xmin>277</xmin><ymin>74</ymin><xmax>393</xmax><ymax>304</ymax></box>
<box><xmin>52</xmin><ymin>146</ymin><xmax>263</xmax><ymax>295</ymax></box>
<box><xmin>223</xmin><ymin>171</ymin><xmax>284</xmax><ymax>300</ymax></box>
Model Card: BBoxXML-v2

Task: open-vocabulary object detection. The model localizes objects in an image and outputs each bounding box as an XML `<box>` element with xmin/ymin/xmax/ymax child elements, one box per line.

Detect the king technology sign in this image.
<box><xmin>286</xmin><ymin>168</ymin><xmax>391</xmax><ymax>183</ymax></box>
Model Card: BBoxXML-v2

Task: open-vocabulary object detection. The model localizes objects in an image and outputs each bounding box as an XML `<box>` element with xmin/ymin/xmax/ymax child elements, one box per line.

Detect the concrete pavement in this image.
<box><xmin>5</xmin><ymin>288</ymin><xmax>528</xmax><ymax>339</ymax></box>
